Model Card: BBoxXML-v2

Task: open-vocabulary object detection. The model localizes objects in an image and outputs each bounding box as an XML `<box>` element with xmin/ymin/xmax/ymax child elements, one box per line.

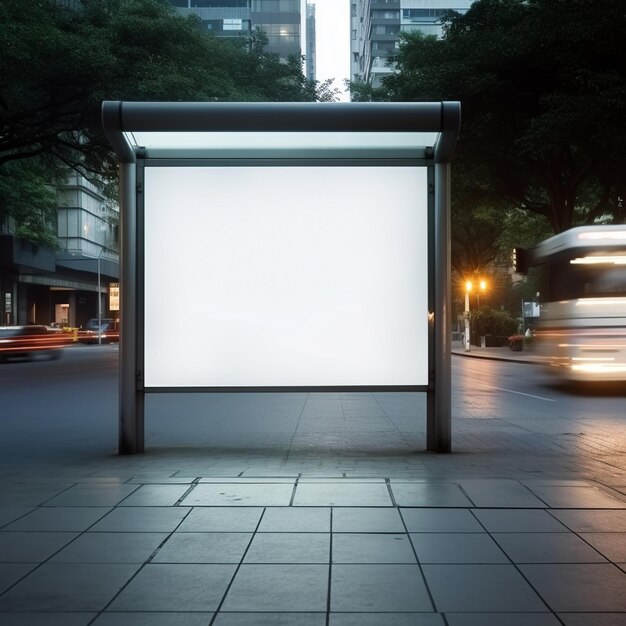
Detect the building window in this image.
<box><xmin>252</xmin><ymin>0</ymin><xmax>299</xmax><ymax>11</ymax></box>
<box><xmin>374</xmin><ymin>24</ymin><xmax>399</xmax><ymax>35</ymax></box>
<box><xmin>223</xmin><ymin>18</ymin><xmax>243</xmax><ymax>30</ymax></box>
<box><xmin>371</xmin><ymin>10</ymin><xmax>400</xmax><ymax>20</ymax></box>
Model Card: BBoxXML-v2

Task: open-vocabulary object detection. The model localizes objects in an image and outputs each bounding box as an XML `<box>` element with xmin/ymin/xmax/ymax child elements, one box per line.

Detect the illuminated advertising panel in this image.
<box><xmin>143</xmin><ymin>165</ymin><xmax>428</xmax><ymax>388</ymax></box>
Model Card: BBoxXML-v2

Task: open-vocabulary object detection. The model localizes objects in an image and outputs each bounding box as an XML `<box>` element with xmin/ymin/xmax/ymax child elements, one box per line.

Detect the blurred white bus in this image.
<box><xmin>529</xmin><ymin>225</ymin><xmax>626</xmax><ymax>382</ymax></box>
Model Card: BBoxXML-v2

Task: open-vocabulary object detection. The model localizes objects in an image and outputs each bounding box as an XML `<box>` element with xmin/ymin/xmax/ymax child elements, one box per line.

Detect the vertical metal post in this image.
<box><xmin>464</xmin><ymin>289</ymin><xmax>471</xmax><ymax>352</ymax></box>
<box><xmin>119</xmin><ymin>161</ymin><xmax>142</xmax><ymax>454</ymax></box>
<box><xmin>428</xmin><ymin>161</ymin><xmax>452</xmax><ymax>452</ymax></box>
<box><xmin>97</xmin><ymin>251</ymin><xmax>101</xmax><ymax>345</ymax></box>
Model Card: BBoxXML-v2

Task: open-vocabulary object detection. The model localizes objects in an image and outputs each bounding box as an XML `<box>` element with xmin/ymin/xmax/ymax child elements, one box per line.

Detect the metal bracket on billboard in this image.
<box><xmin>102</xmin><ymin>101</ymin><xmax>460</xmax><ymax>455</ymax></box>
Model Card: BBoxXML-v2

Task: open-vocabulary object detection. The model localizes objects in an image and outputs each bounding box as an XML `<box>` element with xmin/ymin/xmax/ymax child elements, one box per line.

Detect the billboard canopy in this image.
<box><xmin>102</xmin><ymin>101</ymin><xmax>460</xmax><ymax>162</ymax></box>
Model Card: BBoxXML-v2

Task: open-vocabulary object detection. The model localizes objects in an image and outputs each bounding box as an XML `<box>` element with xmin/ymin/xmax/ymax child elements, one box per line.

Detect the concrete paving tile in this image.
<box><xmin>153</xmin><ymin>532</ymin><xmax>251</xmax><ymax>563</ymax></box>
<box><xmin>390</xmin><ymin>482</ymin><xmax>473</xmax><ymax>507</ymax></box>
<box><xmin>527</xmin><ymin>486</ymin><xmax>626</xmax><ymax>509</ymax></box>
<box><xmin>445</xmin><ymin>614</ymin><xmax>560</xmax><ymax>626</ymax></box>
<box><xmin>221</xmin><ymin>564</ymin><xmax>328</xmax><ymax>611</ymax></box>
<box><xmin>200</xmin><ymin>477</ymin><xmax>297</xmax><ymax>483</ymax></box>
<box><xmin>181</xmin><ymin>484</ymin><xmax>293</xmax><ymax>506</ymax></box>
<box><xmin>520</xmin><ymin>564</ymin><xmax>626</xmax><ymax>611</ymax></box>
<box><xmin>127</xmin><ymin>477</ymin><xmax>196</xmax><ymax>483</ymax></box>
<box><xmin>177</xmin><ymin>507</ymin><xmax>263</xmax><ymax>532</ymax></box>
<box><xmin>457</xmin><ymin>480</ymin><xmax>546</xmax><ymax>507</ymax></box>
<box><xmin>473</xmin><ymin>509</ymin><xmax>569</xmax><ymax>532</ymax></box>
<box><xmin>558</xmin><ymin>614</ymin><xmax>626</xmax><ymax>626</ymax></box>
<box><xmin>258</xmin><ymin>507</ymin><xmax>330</xmax><ymax>532</ymax></box>
<box><xmin>0</xmin><ymin>507</ymin><xmax>35</xmax><ymax>528</ymax></box>
<box><xmin>578</xmin><ymin>534</ymin><xmax>626</xmax><ymax>562</ymax></box>
<box><xmin>333</xmin><ymin>533</ymin><xmax>416</xmax><ymax>563</ymax></box>
<box><xmin>0</xmin><ymin>484</ymin><xmax>73</xmax><ymax>507</ymax></box>
<box><xmin>329</xmin><ymin>614</ymin><xmax>444</xmax><ymax>626</ymax></box>
<box><xmin>244</xmin><ymin>532</ymin><xmax>329</xmax><ymax>563</ymax></box>
<box><xmin>332</xmin><ymin>507</ymin><xmax>405</xmax><ymax>533</ymax></box>
<box><xmin>293</xmin><ymin>483</ymin><xmax>392</xmax><ymax>506</ymax></box>
<box><xmin>43</xmin><ymin>484</ymin><xmax>139</xmax><ymax>507</ymax></box>
<box><xmin>50</xmin><ymin>532</ymin><xmax>168</xmax><ymax>563</ymax></box>
<box><xmin>0</xmin><ymin>563</ymin><xmax>139</xmax><ymax>611</ymax></box>
<box><xmin>93</xmin><ymin>612</ymin><xmax>213</xmax><ymax>625</ymax></box>
<box><xmin>298</xmin><ymin>478</ymin><xmax>386</xmax><ymax>483</ymax></box>
<box><xmin>410</xmin><ymin>533</ymin><xmax>508</xmax><ymax>564</ymax></box>
<box><xmin>0</xmin><ymin>613</ymin><xmax>97</xmax><ymax>626</ymax></box>
<box><xmin>118</xmin><ymin>484</ymin><xmax>190</xmax><ymax>506</ymax></box>
<box><xmin>493</xmin><ymin>533</ymin><xmax>608</xmax><ymax>563</ymax></box>
<box><xmin>422</xmin><ymin>564</ymin><xmax>547</xmax><ymax>612</ymax></box>
<box><xmin>0</xmin><ymin>563</ymin><xmax>36</xmax><ymax>593</ymax></box>
<box><xmin>330</xmin><ymin>564</ymin><xmax>432</xmax><ymax>612</ymax></box>
<box><xmin>550</xmin><ymin>510</ymin><xmax>626</xmax><ymax>532</ymax></box>
<box><xmin>400</xmin><ymin>509</ymin><xmax>484</xmax><ymax>533</ymax></box>
<box><xmin>3</xmin><ymin>507</ymin><xmax>111</xmax><ymax>532</ymax></box>
<box><xmin>521</xmin><ymin>480</ymin><xmax>595</xmax><ymax>487</ymax></box>
<box><xmin>89</xmin><ymin>507</ymin><xmax>190</xmax><ymax>532</ymax></box>
<box><xmin>0</xmin><ymin>531</ymin><xmax>77</xmax><ymax>562</ymax></box>
<box><xmin>214</xmin><ymin>614</ymin><xmax>325</xmax><ymax>626</ymax></box>
<box><xmin>108</xmin><ymin>563</ymin><xmax>236</xmax><ymax>611</ymax></box>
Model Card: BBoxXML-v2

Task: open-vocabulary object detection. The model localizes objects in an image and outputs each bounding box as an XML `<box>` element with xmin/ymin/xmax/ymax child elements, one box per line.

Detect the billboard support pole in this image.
<box><xmin>429</xmin><ymin>160</ymin><xmax>451</xmax><ymax>452</ymax></box>
<box><xmin>119</xmin><ymin>161</ymin><xmax>142</xmax><ymax>454</ymax></box>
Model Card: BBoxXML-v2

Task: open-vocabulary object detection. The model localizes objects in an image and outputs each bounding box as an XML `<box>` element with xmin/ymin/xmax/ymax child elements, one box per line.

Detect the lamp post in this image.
<box><xmin>464</xmin><ymin>280</ymin><xmax>472</xmax><ymax>352</ymax></box>
<box><xmin>477</xmin><ymin>279</ymin><xmax>486</xmax><ymax>309</ymax></box>
<box><xmin>97</xmin><ymin>247</ymin><xmax>105</xmax><ymax>345</ymax></box>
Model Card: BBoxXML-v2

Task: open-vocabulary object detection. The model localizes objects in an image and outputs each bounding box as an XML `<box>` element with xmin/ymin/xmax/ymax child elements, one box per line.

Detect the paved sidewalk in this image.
<box><xmin>452</xmin><ymin>341</ymin><xmax>546</xmax><ymax>365</ymax></box>
<box><xmin>2</xmin><ymin>350</ymin><xmax>626</xmax><ymax>624</ymax></box>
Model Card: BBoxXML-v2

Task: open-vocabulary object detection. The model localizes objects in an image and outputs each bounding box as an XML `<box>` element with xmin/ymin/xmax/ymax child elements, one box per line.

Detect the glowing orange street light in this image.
<box><xmin>463</xmin><ymin>279</ymin><xmax>487</xmax><ymax>352</ymax></box>
<box><xmin>464</xmin><ymin>281</ymin><xmax>472</xmax><ymax>352</ymax></box>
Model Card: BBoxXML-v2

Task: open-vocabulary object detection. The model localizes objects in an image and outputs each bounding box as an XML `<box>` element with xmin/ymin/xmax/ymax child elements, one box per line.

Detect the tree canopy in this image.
<box><xmin>382</xmin><ymin>0</ymin><xmax>626</xmax><ymax>234</ymax></box>
<box><xmin>0</xmin><ymin>0</ymin><xmax>331</xmax><ymax>243</ymax></box>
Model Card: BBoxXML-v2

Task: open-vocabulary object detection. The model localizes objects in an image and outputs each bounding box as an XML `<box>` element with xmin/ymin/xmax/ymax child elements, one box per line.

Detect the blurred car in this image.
<box><xmin>0</xmin><ymin>325</ymin><xmax>73</xmax><ymax>362</ymax></box>
<box><xmin>77</xmin><ymin>318</ymin><xmax>119</xmax><ymax>344</ymax></box>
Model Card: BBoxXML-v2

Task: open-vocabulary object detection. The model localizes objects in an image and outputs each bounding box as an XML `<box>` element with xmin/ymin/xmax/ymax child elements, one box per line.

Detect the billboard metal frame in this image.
<box><xmin>102</xmin><ymin>101</ymin><xmax>460</xmax><ymax>454</ymax></box>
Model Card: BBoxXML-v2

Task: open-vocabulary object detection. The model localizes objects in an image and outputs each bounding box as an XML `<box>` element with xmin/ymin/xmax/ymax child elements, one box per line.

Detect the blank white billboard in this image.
<box><xmin>143</xmin><ymin>166</ymin><xmax>429</xmax><ymax>388</ymax></box>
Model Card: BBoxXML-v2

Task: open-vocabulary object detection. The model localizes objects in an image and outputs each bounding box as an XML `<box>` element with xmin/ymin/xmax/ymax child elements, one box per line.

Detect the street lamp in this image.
<box><xmin>97</xmin><ymin>247</ymin><xmax>105</xmax><ymax>345</ymax></box>
<box><xmin>464</xmin><ymin>279</ymin><xmax>488</xmax><ymax>352</ymax></box>
<box><xmin>477</xmin><ymin>279</ymin><xmax>487</xmax><ymax>309</ymax></box>
<box><xmin>464</xmin><ymin>280</ymin><xmax>472</xmax><ymax>352</ymax></box>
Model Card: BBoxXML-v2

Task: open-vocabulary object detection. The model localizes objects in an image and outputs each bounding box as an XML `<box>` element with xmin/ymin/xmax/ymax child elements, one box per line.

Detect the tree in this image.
<box><xmin>0</xmin><ymin>158</ymin><xmax>66</xmax><ymax>248</ymax></box>
<box><xmin>383</xmin><ymin>0</ymin><xmax>626</xmax><ymax>233</ymax></box>
<box><xmin>0</xmin><ymin>0</ymin><xmax>325</xmax><ymax>243</ymax></box>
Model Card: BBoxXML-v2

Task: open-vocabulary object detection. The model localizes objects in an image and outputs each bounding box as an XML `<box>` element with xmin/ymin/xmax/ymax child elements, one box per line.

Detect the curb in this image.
<box><xmin>451</xmin><ymin>350</ymin><xmax>542</xmax><ymax>366</ymax></box>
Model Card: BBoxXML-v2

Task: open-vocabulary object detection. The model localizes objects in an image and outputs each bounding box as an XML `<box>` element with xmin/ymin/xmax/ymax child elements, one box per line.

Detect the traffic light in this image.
<box><xmin>512</xmin><ymin>247</ymin><xmax>528</xmax><ymax>274</ymax></box>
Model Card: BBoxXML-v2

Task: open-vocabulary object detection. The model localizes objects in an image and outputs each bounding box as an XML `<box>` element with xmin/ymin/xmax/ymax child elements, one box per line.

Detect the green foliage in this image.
<box><xmin>348</xmin><ymin>76</ymin><xmax>388</xmax><ymax>102</ymax></box>
<box><xmin>384</xmin><ymin>0</ymin><xmax>626</xmax><ymax>234</ymax></box>
<box><xmin>0</xmin><ymin>159</ymin><xmax>66</xmax><ymax>248</ymax></box>
<box><xmin>471</xmin><ymin>307</ymin><xmax>518</xmax><ymax>338</ymax></box>
<box><xmin>0</xmin><ymin>0</ymin><xmax>323</xmax><ymax>244</ymax></box>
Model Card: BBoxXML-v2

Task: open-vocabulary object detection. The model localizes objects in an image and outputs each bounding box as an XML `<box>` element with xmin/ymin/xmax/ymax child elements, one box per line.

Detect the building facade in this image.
<box><xmin>351</xmin><ymin>0</ymin><xmax>473</xmax><ymax>88</ymax></box>
<box><xmin>170</xmin><ymin>0</ymin><xmax>303</xmax><ymax>60</ymax></box>
<box><xmin>305</xmin><ymin>2</ymin><xmax>316</xmax><ymax>81</ymax></box>
<box><xmin>1</xmin><ymin>173</ymin><xmax>119</xmax><ymax>328</ymax></box>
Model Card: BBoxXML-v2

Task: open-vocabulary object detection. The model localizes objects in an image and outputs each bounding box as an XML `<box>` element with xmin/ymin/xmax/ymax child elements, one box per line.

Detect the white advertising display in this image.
<box><xmin>143</xmin><ymin>166</ymin><xmax>429</xmax><ymax>388</ymax></box>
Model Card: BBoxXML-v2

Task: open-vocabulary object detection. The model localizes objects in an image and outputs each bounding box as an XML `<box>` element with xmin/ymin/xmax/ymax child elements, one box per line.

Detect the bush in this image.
<box><xmin>472</xmin><ymin>308</ymin><xmax>518</xmax><ymax>339</ymax></box>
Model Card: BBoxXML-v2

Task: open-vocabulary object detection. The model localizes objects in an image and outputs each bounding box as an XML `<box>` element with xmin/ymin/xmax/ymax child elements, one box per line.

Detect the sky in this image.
<box><xmin>306</xmin><ymin>0</ymin><xmax>351</xmax><ymax>100</ymax></box>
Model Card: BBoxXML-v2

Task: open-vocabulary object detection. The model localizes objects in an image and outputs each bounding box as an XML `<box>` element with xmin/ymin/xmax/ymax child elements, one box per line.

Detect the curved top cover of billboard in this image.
<box><xmin>143</xmin><ymin>165</ymin><xmax>428</xmax><ymax>388</ymax></box>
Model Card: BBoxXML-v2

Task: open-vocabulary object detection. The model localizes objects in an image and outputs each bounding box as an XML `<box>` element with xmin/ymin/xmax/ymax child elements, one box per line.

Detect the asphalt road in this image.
<box><xmin>1</xmin><ymin>345</ymin><xmax>625</xmax><ymax>473</ymax></box>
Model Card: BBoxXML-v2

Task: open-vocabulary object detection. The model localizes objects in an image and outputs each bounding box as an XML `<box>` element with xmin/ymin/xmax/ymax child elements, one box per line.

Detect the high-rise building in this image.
<box><xmin>351</xmin><ymin>0</ymin><xmax>473</xmax><ymax>89</ymax></box>
<box><xmin>170</xmin><ymin>0</ymin><xmax>303</xmax><ymax>60</ymax></box>
<box><xmin>305</xmin><ymin>2</ymin><xmax>316</xmax><ymax>81</ymax></box>
<box><xmin>0</xmin><ymin>172</ymin><xmax>119</xmax><ymax>328</ymax></box>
